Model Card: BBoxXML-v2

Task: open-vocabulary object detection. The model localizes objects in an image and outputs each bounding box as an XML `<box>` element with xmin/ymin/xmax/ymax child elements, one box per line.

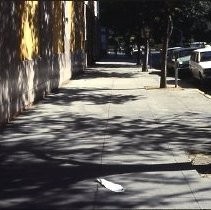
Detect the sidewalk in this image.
<box><xmin>1</xmin><ymin>59</ymin><xmax>211</xmax><ymax>209</ymax></box>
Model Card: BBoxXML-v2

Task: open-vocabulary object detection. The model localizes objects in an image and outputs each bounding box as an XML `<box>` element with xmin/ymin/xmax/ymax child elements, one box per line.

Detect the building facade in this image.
<box><xmin>0</xmin><ymin>1</ymin><xmax>99</xmax><ymax>125</ymax></box>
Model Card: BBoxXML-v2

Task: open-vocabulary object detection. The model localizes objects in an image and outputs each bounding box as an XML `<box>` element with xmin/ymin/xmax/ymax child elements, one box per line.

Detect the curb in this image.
<box><xmin>195</xmin><ymin>89</ymin><xmax>211</xmax><ymax>99</ymax></box>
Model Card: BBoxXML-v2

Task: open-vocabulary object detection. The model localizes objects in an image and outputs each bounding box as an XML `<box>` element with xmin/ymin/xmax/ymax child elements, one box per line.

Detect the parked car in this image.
<box><xmin>189</xmin><ymin>47</ymin><xmax>211</xmax><ymax>84</ymax></box>
<box><xmin>166</xmin><ymin>47</ymin><xmax>181</xmax><ymax>67</ymax></box>
<box><xmin>167</xmin><ymin>47</ymin><xmax>182</xmax><ymax>57</ymax></box>
<box><xmin>159</xmin><ymin>47</ymin><xmax>181</xmax><ymax>69</ymax></box>
<box><xmin>167</xmin><ymin>47</ymin><xmax>198</xmax><ymax>76</ymax></box>
<box><xmin>190</xmin><ymin>42</ymin><xmax>206</xmax><ymax>48</ymax></box>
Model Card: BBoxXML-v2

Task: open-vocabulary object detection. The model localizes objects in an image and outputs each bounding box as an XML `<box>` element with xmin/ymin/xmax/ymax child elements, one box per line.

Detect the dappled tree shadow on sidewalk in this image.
<box><xmin>1</xmin><ymin>102</ymin><xmax>211</xmax><ymax>209</ymax></box>
<box><xmin>78</xmin><ymin>68</ymin><xmax>141</xmax><ymax>79</ymax></box>
<box><xmin>1</xmin><ymin>60</ymin><xmax>211</xmax><ymax>209</ymax></box>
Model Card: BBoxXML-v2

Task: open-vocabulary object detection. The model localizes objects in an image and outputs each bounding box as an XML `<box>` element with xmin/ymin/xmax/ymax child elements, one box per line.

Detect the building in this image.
<box><xmin>0</xmin><ymin>1</ymin><xmax>99</xmax><ymax>125</ymax></box>
<box><xmin>84</xmin><ymin>1</ymin><xmax>100</xmax><ymax>66</ymax></box>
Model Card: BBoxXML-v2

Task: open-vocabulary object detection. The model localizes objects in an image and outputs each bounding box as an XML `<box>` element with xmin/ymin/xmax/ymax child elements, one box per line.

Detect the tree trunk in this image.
<box><xmin>160</xmin><ymin>14</ymin><xmax>173</xmax><ymax>88</ymax></box>
<box><xmin>136</xmin><ymin>33</ymin><xmax>141</xmax><ymax>65</ymax></box>
<box><xmin>142</xmin><ymin>38</ymin><xmax>149</xmax><ymax>72</ymax></box>
<box><xmin>124</xmin><ymin>34</ymin><xmax>131</xmax><ymax>56</ymax></box>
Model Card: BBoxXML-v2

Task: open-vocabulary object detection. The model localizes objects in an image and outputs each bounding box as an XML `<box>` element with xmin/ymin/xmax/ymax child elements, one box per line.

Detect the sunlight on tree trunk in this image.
<box><xmin>142</xmin><ymin>38</ymin><xmax>149</xmax><ymax>72</ymax></box>
<box><xmin>160</xmin><ymin>14</ymin><xmax>173</xmax><ymax>88</ymax></box>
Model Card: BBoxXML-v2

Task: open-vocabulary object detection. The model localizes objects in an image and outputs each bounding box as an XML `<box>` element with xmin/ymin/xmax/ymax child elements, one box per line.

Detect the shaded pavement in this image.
<box><xmin>1</xmin><ymin>56</ymin><xmax>211</xmax><ymax>209</ymax></box>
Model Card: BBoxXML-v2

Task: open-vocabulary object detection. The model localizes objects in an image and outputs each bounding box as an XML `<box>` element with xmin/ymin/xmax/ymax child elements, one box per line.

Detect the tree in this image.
<box><xmin>160</xmin><ymin>13</ymin><xmax>173</xmax><ymax>88</ymax></box>
<box><xmin>99</xmin><ymin>0</ymin><xmax>211</xmax><ymax>84</ymax></box>
<box><xmin>99</xmin><ymin>1</ymin><xmax>164</xmax><ymax>66</ymax></box>
<box><xmin>159</xmin><ymin>0</ymin><xmax>211</xmax><ymax>88</ymax></box>
<box><xmin>173</xmin><ymin>0</ymin><xmax>211</xmax><ymax>42</ymax></box>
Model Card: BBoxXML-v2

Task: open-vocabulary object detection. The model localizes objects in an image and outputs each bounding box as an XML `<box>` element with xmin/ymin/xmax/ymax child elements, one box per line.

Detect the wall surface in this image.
<box><xmin>0</xmin><ymin>1</ymin><xmax>87</xmax><ymax>125</ymax></box>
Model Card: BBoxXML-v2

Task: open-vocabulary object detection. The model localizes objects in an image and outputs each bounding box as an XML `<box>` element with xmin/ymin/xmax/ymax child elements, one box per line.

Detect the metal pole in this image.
<box><xmin>175</xmin><ymin>63</ymin><xmax>178</xmax><ymax>88</ymax></box>
<box><xmin>146</xmin><ymin>39</ymin><xmax>149</xmax><ymax>71</ymax></box>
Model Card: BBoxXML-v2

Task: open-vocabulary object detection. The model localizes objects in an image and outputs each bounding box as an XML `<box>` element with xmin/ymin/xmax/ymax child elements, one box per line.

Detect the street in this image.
<box><xmin>1</xmin><ymin>56</ymin><xmax>211</xmax><ymax>209</ymax></box>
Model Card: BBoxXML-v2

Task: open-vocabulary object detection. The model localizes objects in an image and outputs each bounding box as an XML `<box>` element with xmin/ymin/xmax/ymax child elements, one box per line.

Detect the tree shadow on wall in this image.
<box><xmin>0</xmin><ymin>1</ymin><xmax>69</xmax><ymax>124</ymax></box>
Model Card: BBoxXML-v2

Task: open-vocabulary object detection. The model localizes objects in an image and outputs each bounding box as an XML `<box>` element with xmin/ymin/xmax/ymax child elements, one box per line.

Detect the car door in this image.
<box><xmin>191</xmin><ymin>52</ymin><xmax>199</xmax><ymax>79</ymax></box>
<box><xmin>194</xmin><ymin>53</ymin><xmax>201</xmax><ymax>79</ymax></box>
<box><xmin>167</xmin><ymin>51</ymin><xmax>174</xmax><ymax>70</ymax></box>
<box><xmin>190</xmin><ymin>52</ymin><xmax>196</xmax><ymax>76</ymax></box>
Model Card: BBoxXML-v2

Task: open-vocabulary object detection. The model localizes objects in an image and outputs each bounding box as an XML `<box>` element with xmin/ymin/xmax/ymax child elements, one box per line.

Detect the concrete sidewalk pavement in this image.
<box><xmin>1</xmin><ymin>61</ymin><xmax>211</xmax><ymax>209</ymax></box>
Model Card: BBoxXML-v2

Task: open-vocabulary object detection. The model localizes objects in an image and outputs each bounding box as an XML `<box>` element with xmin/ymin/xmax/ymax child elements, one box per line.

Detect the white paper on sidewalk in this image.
<box><xmin>97</xmin><ymin>178</ymin><xmax>125</xmax><ymax>192</ymax></box>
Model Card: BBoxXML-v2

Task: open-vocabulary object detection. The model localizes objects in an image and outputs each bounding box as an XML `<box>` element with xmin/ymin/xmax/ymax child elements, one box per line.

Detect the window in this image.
<box><xmin>179</xmin><ymin>49</ymin><xmax>194</xmax><ymax>57</ymax></box>
<box><xmin>190</xmin><ymin>53</ymin><xmax>195</xmax><ymax>61</ymax></box>
<box><xmin>200</xmin><ymin>51</ymin><xmax>211</xmax><ymax>62</ymax></box>
<box><xmin>195</xmin><ymin>53</ymin><xmax>199</xmax><ymax>62</ymax></box>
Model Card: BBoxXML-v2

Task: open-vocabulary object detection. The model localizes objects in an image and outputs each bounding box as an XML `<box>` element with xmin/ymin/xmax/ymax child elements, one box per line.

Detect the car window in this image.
<box><xmin>190</xmin><ymin>53</ymin><xmax>195</xmax><ymax>61</ymax></box>
<box><xmin>200</xmin><ymin>51</ymin><xmax>211</xmax><ymax>62</ymax></box>
<box><xmin>195</xmin><ymin>53</ymin><xmax>199</xmax><ymax>62</ymax></box>
<box><xmin>172</xmin><ymin>52</ymin><xmax>177</xmax><ymax>59</ymax></box>
<box><xmin>179</xmin><ymin>49</ymin><xmax>194</xmax><ymax>57</ymax></box>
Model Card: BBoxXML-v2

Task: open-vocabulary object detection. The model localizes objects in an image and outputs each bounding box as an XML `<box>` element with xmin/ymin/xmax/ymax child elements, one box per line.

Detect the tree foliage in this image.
<box><xmin>100</xmin><ymin>0</ymin><xmax>211</xmax><ymax>44</ymax></box>
<box><xmin>100</xmin><ymin>0</ymin><xmax>211</xmax><ymax>87</ymax></box>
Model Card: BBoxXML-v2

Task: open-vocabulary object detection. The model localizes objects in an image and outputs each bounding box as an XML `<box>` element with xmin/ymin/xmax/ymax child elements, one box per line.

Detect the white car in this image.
<box><xmin>189</xmin><ymin>47</ymin><xmax>211</xmax><ymax>83</ymax></box>
<box><xmin>190</xmin><ymin>42</ymin><xmax>206</xmax><ymax>48</ymax></box>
